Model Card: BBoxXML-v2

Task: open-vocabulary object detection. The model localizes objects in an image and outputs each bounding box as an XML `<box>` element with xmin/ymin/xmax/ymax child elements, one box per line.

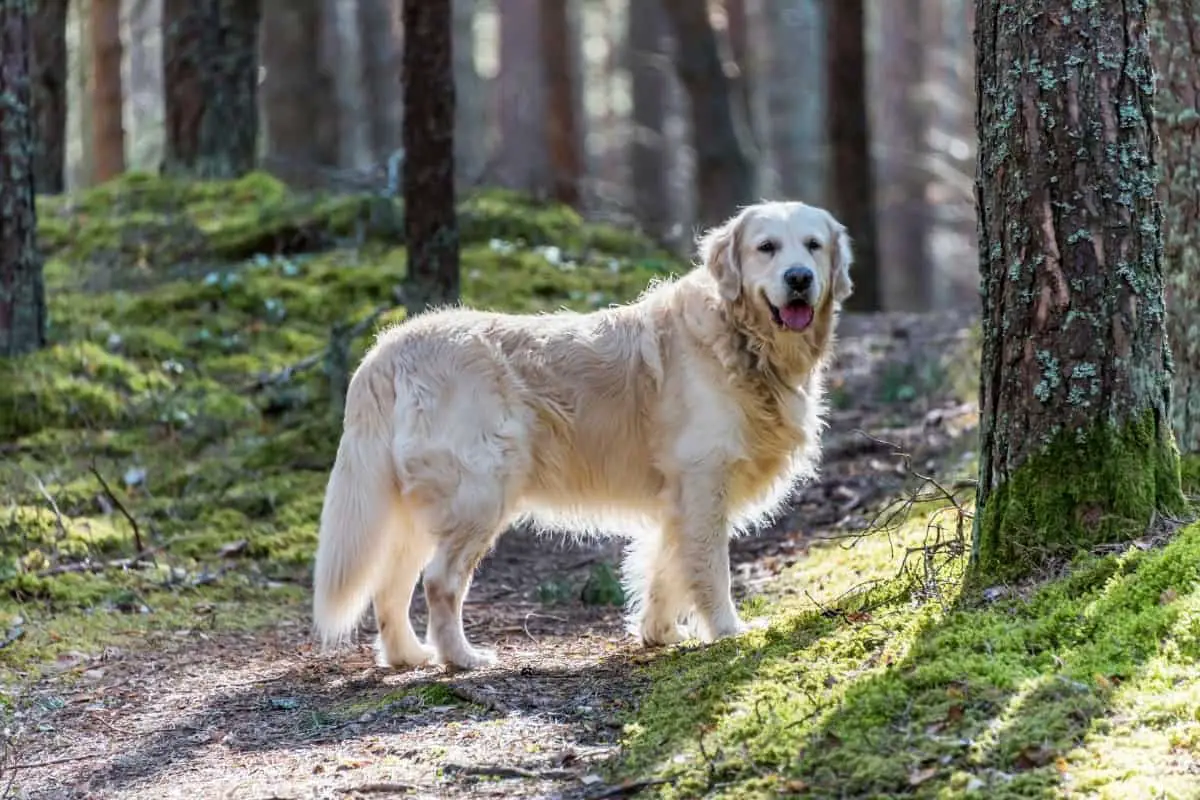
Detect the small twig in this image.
<box><xmin>89</xmin><ymin>463</ymin><xmax>144</xmax><ymax>554</ymax></box>
<box><xmin>8</xmin><ymin>752</ymin><xmax>107</xmax><ymax>771</ymax></box>
<box><xmin>590</xmin><ymin>778</ymin><xmax>676</xmax><ymax>799</ymax></box>
<box><xmin>335</xmin><ymin>783</ymin><xmax>416</xmax><ymax>795</ymax></box>
<box><xmin>30</xmin><ymin>475</ymin><xmax>66</xmax><ymax>541</ymax></box>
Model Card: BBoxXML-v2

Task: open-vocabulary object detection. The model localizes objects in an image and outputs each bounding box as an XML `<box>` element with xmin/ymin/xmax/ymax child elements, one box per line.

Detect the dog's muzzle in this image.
<box><xmin>767</xmin><ymin>266</ymin><xmax>817</xmax><ymax>332</ymax></box>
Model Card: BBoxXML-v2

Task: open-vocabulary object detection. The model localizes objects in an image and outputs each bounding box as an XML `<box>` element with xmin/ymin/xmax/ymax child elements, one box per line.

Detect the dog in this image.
<box><xmin>311</xmin><ymin>200</ymin><xmax>854</xmax><ymax>670</ymax></box>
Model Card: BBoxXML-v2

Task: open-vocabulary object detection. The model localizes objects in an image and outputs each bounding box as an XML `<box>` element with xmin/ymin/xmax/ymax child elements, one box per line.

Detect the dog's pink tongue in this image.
<box><xmin>780</xmin><ymin>303</ymin><xmax>814</xmax><ymax>331</ymax></box>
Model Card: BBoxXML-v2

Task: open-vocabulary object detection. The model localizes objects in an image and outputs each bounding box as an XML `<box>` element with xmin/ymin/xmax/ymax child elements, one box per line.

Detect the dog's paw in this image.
<box><xmin>439</xmin><ymin>645</ymin><xmax>499</xmax><ymax>671</ymax></box>
<box><xmin>639</xmin><ymin>618</ymin><xmax>688</xmax><ymax>647</ymax></box>
<box><xmin>376</xmin><ymin>639</ymin><xmax>437</xmax><ymax>670</ymax></box>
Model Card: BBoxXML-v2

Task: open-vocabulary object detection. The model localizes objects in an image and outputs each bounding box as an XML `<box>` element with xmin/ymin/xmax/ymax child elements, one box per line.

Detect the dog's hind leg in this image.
<box><xmin>372</xmin><ymin>507</ymin><xmax>437</xmax><ymax>668</ymax></box>
<box><xmin>421</xmin><ymin>483</ymin><xmax>510</xmax><ymax>670</ymax></box>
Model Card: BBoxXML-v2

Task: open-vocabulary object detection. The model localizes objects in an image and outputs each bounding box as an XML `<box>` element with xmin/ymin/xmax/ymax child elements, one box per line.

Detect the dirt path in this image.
<box><xmin>4</xmin><ymin>311</ymin><xmax>978</xmax><ymax>800</ymax></box>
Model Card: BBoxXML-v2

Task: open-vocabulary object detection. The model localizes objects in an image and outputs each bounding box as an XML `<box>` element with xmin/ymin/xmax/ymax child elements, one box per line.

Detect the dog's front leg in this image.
<box><xmin>667</xmin><ymin>472</ymin><xmax>746</xmax><ymax>641</ymax></box>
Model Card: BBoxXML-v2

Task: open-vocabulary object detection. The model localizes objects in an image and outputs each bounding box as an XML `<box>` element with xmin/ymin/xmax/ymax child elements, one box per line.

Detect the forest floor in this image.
<box><xmin>2</xmin><ymin>176</ymin><xmax>1197</xmax><ymax>800</ymax></box>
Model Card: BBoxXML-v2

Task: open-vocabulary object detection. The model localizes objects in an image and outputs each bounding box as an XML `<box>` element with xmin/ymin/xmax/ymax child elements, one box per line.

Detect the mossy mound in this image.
<box><xmin>612</xmin><ymin>511</ymin><xmax>1200</xmax><ymax>799</ymax></box>
<box><xmin>0</xmin><ymin>174</ymin><xmax>683</xmax><ymax>675</ymax></box>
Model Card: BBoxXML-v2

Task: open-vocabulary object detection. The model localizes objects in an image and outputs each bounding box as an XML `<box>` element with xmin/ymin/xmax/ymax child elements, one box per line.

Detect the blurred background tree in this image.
<box><xmin>29</xmin><ymin>0</ymin><xmax>981</xmax><ymax>314</ymax></box>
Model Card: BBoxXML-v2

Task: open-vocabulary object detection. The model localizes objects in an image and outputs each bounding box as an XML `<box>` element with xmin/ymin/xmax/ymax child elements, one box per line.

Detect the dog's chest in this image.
<box><xmin>727</xmin><ymin>385</ymin><xmax>807</xmax><ymax>502</ymax></box>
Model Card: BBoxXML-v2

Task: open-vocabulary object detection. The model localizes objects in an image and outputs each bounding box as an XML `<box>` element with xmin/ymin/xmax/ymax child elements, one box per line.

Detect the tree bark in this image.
<box><xmin>628</xmin><ymin>0</ymin><xmax>671</xmax><ymax>239</ymax></box>
<box><xmin>89</xmin><ymin>0</ymin><xmax>125</xmax><ymax>182</ymax></box>
<box><xmin>540</xmin><ymin>0</ymin><xmax>584</xmax><ymax>208</ymax></box>
<box><xmin>972</xmin><ymin>0</ymin><xmax>1185</xmax><ymax>577</ymax></box>
<box><xmin>875</xmin><ymin>0</ymin><xmax>932</xmax><ymax>311</ymax></box>
<box><xmin>660</xmin><ymin>0</ymin><xmax>754</xmax><ymax>230</ymax></box>
<box><xmin>0</xmin><ymin>0</ymin><xmax>48</xmax><ymax>357</ymax></box>
<box><xmin>825</xmin><ymin>0</ymin><xmax>880</xmax><ymax>312</ymax></box>
<box><xmin>1149</xmin><ymin>0</ymin><xmax>1200</xmax><ymax>455</ymax></box>
<box><xmin>403</xmin><ymin>0</ymin><xmax>459</xmax><ymax>315</ymax></box>
<box><xmin>259</xmin><ymin>0</ymin><xmax>337</xmax><ymax>187</ymax></box>
<box><xmin>30</xmin><ymin>0</ymin><xmax>67</xmax><ymax>194</ymax></box>
<box><xmin>162</xmin><ymin>0</ymin><xmax>262</xmax><ymax>178</ymax></box>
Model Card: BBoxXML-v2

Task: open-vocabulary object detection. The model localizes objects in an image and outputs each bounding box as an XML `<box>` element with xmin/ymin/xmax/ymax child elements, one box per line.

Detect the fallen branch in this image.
<box><xmin>444</xmin><ymin>683</ymin><xmax>510</xmax><ymax>715</ymax></box>
<box><xmin>89</xmin><ymin>462</ymin><xmax>144</xmax><ymax>554</ymax></box>
<box><xmin>442</xmin><ymin>762</ymin><xmax>575</xmax><ymax>781</ymax></box>
<box><xmin>335</xmin><ymin>783</ymin><xmax>417</xmax><ymax>795</ymax></box>
<box><xmin>590</xmin><ymin>778</ymin><xmax>676</xmax><ymax>799</ymax></box>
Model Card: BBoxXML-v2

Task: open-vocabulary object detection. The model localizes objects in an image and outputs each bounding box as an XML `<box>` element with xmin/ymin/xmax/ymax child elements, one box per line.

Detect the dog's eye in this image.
<box><xmin>805</xmin><ymin>238</ymin><xmax>823</xmax><ymax>253</ymax></box>
<box><xmin>757</xmin><ymin>241</ymin><xmax>778</xmax><ymax>255</ymax></box>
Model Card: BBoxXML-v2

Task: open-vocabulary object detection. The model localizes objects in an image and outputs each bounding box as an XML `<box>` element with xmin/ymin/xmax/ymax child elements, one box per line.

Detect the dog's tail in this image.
<box><xmin>311</xmin><ymin>363</ymin><xmax>400</xmax><ymax>646</ymax></box>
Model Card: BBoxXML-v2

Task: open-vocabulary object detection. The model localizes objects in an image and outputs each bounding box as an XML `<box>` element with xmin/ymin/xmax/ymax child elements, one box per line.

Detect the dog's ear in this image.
<box><xmin>826</xmin><ymin>212</ymin><xmax>854</xmax><ymax>305</ymax></box>
<box><xmin>698</xmin><ymin>212</ymin><xmax>745</xmax><ymax>302</ymax></box>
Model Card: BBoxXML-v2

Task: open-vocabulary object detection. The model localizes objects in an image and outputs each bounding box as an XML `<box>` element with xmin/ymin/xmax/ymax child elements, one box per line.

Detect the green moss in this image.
<box><xmin>973</xmin><ymin>411</ymin><xmax>1187</xmax><ymax>580</ymax></box>
<box><xmin>1181</xmin><ymin>454</ymin><xmax>1200</xmax><ymax>497</ymax></box>
<box><xmin>2</xmin><ymin>174</ymin><xmax>683</xmax><ymax>676</ymax></box>
<box><xmin>611</xmin><ymin>518</ymin><xmax>1200</xmax><ymax>800</ymax></box>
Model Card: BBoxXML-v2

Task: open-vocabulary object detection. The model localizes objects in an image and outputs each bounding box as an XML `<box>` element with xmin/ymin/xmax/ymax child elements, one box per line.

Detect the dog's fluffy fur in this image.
<box><xmin>311</xmin><ymin>201</ymin><xmax>854</xmax><ymax>670</ymax></box>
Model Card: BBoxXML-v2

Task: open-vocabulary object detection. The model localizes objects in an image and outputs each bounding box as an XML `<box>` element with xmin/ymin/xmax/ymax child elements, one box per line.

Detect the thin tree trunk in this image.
<box><xmin>629</xmin><ymin>0</ymin><xmax>671</xmax><ymax>239</ymax></box>
<box><xmin>259</xmin><ymin>0</ymin><xmax>337</xmax><ymax>186</ymax></box>
<box><xmin>123</xmin><ymin>0</ymin><xmax>165</xmax><ymax>172</ymax></box>
<box><xmin>1150</xmin><ymin>0</ymin><xmax>1200</xmax><ymax>455</ymax></box>
<box><xmin>749</xmin><ymin>0</ymin><xmax>825</xmax><ymax>204</ymax></box>
<box><xmin>825</xmin><ymin>0</ymin><xmax>880</xmax><ymax>312</ymax></box>
<box><xmin>162</xmin><ymin>0</ymin><xmax>262</xmax><ymax>178</ymax></box>
<box><xmin>0</xmin><ymin>0</ymin><xmax>48</xmax><ymax>357</ymax></box>
<box><xmin>660</xmin><ymin>0</ymin><xmax>754</xmax><ymax>230</ymax></box>
<box><xmin>875</xmin><ymin>0</ymin><xmax>932</xmax><ymax>311</ymax></box>
<box><xmin>90</xmin><ymin>0</ymin><xmax>126</xmax><ymax>182</ymax></box>
<box><xmin>496</xmin><ymin>0</ymin><xmax>548</xmax><ymax>193</ymax></box>
<box><xmin>972</xmin><ymin>0</ymin><xmax>1185</xmax><ymax>578</ymax></box>
<box><xmin>68</xmin><ymin>0</ymin><xmax>95</xmax><ymax>189</ymax></box>
<box><xmin>30</xmin><ymin>0</ymin><xmax>68</xmax><ymax>194</ymax></box>
<box><xmin>540</xmin><ymin>0</ymin><xmax>584</xmax><ymax>208</ymax></box>
<box><xmin>325</xmin><ymin>0</ymin><xmax>372</xmax><ymax>171</ymax></box>
<box><xmin>452</xmin><ymin>0</ymin><xmax>485</xmax><ymax>187</ymax></box>
<box><xmin>358</xmin><ymin>0</ymin><xmax>402</xmax><ymax>164</ymax></box>
<box><xmin>403</xmin><ymin>0</ymin><xmax>459</xmax><ymax>314</ymax></box>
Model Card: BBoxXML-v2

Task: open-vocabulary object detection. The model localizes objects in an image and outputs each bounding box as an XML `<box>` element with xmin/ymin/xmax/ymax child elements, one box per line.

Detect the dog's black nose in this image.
<box><xmin>783</xmin><ymin>266</ymin><xmax>814</xmax><ymax>294</ymax></box>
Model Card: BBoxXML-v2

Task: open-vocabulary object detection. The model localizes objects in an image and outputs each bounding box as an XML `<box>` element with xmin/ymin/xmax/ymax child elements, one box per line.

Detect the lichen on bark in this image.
<box><xmin>1149</xmin><ymin>0</ymin><xmax>1200</xmax><ymax>455</ymax></box>
<box><xmin>972</xmin><ymin>0</ymin><xmax>1185</xmax><ymax>578</ymax></box>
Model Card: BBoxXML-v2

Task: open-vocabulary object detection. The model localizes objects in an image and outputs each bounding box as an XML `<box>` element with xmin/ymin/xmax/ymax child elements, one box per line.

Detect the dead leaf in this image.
<box><xmin>1160</xmin><ymin>588</ymin><xmax>1179</xmax><ymax>605</ymax></box>
<box><xmin>908</xmin><ymin>766</ymin><xmax>938</xmax><ymax>786</ymax></box>
<box><xmin>1014</xmin><ymin>744</ymin><xmax>1056</xmax><ymax>770</ymax></box>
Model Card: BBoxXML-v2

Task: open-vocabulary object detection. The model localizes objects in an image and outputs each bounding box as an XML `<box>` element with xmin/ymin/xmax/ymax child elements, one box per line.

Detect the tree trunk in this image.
<box><xmin>825</xmin><ymin>0</ymin><xmax>880</xmax><ymax>312</ymax></box>
<box><xmin>123</xmin><ymin>0</ymin><xmax>165</xmax><ymax>172</ymax></box>
<box><xmin>30</xmin><ymin>0</ymin><xmax>68</xmax><ymax>194</ymax></box>
<box><xmin>496</xmin><ymin>0</ymin><xmax>548</xmax><ymax>194</ymax></box>
<box><xmin>0</xmin><ymin>1</ymin><xmax>48</xmax><ymax>357</ymax></box>
<box><xmin>875</xmin><ymin>0</ymin><xmax>932</xmax><ymax>311</ymax></box>
<box><xmin>628</xmin><ymin>0</ymin><xmax>671</xmax><ymax>239</ymax></box>
<box><xmin>403</xmin><ymin>0</ymin><xmax>459</xmax><ymax>315</ymax></box>
<box><xmin>324</xmin><ymin>0</ymin><xmax>372</xmax><ymax>172</ymax></box>
<box><xmin>660</xmin><ymin>0</ymin><xmax>754</xmax><ymax>230</ymax></box>
<box><xmin>540</xmin><ymin>0</ymin><xmax>584</xmax><ymax>208</ymax></box>
<box><xmin>721</xmin><ymin>0</ymin><xmax>759</xmax><ymax>176</ymax></box>
<box><xmin>452</xmin><ymin>0</ymin><xmax>485</xmax><ymax>187</ymax></box>
<box><xmin>67</xmin><ymin>0</ymin><xmax>95</xmax><ymax>189</ymax></box>
<box><xmin>746</xmin><ymin>0</ymin><xmax>824</xmax><ymax>206</ymax></box>
<box><xmin>358</xmin><ymin>0</ymin><xmax>403</xmax><ymax>164</ymax></box>
<box><xmin>972</xmin><ymin>0</ymin><xmax>1185</xmax><ymax>578</ymax></box>
<box><xmin>162</xmin><ymin>0</ymin><xmax>262</xmax><ymax>178</ymax></box>
<box><xmin>1149</xmin><ymin>0</ymin><xmax>1200</xmax><ymax>456</ymax></box>
<box><xmin>90</xmin><ymin>0</ymin><xmax>125</xmax><ymax>182</ymax></box>
<box><xmin>259</xmin><ymin>0</ymin><xmax>337</xmax><ymax>187</ymax></box>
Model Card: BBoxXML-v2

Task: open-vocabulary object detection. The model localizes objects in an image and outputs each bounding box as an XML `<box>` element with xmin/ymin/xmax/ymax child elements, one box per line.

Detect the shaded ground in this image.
<box><xmin>2</xmin><ymin>308</ymin><xmax>980</xmax><ymax>800</ymax></box>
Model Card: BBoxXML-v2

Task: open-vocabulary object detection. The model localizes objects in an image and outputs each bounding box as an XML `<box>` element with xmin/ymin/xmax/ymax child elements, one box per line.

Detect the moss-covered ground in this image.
<box><xmin>3</xmin><ymin>174</ymin><xmax>1197</xmax><ymax>799</ymax></box>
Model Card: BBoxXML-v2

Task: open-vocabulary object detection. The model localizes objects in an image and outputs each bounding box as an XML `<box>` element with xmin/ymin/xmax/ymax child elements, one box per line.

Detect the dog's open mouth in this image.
<box><xmin>768</xmin><ymin>300</ymin><xmax>815</xmax><ymax>332</ymax></box>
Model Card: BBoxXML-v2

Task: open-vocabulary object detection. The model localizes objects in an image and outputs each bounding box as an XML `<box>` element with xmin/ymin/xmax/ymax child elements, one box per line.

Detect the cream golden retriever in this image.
<box><xmin>311</xmin><ymin>200</ymin><xmax>854</xmax><ymax>670</ymax></box>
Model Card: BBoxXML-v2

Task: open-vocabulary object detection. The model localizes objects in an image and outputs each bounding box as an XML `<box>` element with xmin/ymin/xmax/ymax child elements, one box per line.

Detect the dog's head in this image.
<box><xmin>697</xmin><ymin>201</ymin><xmax>854</xmax><ymax>334</ymax></box>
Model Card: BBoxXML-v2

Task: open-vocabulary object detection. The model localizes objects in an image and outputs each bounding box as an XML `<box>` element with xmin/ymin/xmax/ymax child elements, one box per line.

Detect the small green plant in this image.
<box><xmin>580</xmin><ymin>562</ymin><xmax>625</xmax><ymax>606</ymax></box>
